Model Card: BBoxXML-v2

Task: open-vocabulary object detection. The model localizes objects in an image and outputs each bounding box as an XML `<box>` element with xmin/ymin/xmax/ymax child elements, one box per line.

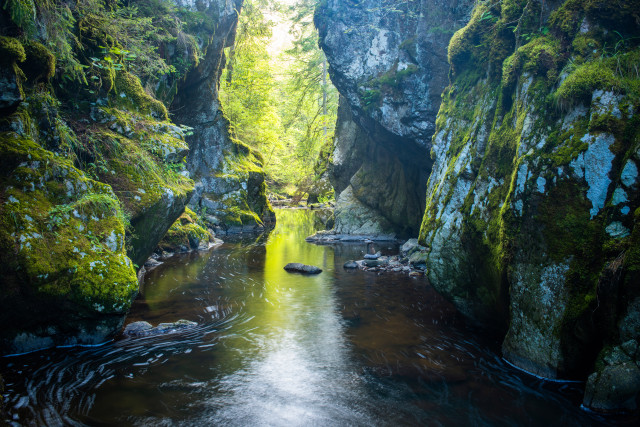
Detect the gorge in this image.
<box><xmin>1</xmin><ymin>0</ymin><xmax>640</xmax><ymax>422</ymax></box>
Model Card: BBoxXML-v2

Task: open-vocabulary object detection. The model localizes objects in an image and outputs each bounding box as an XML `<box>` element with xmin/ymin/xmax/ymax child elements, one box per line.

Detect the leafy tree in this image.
<box><xmin>220</xmin><ymin>0</ymin><xmax>338</xmax><ymax>198</ymax></box>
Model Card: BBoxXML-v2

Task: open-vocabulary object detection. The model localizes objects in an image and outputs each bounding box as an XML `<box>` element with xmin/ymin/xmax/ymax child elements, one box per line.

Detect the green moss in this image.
<box><xmin>113</xmin><ymin>72</ymin><xmax>168</xmax><ymax>120</ymax></box>
<box><xmin>21</xmin><ymin>41</ymin><xmax>56</xmax><ymax>82</ymax></box>
<box><xmin>158</xmin><ymin>207</ymin><xmax>211</xmax><ymax>251</ymax></box>
<box><xmin>555</xmin><ymin>61</ymin><xmax>620</xmax><ymax>105</ymax></box>
<box><xmin>0</xmin><ymin>132</ymin><xmax>138</xmax><ymax>320</ymax></box>
<box><xmin>0</xmin><ymin>36</ymin><xmax>26</xmax><ymax>64</ymax></box>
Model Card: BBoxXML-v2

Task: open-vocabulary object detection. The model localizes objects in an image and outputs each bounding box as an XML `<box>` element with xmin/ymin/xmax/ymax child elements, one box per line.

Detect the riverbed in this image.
<box><xmin>0</xmin><ymin>209</ymin><xmax>623</xmax><ymax>425</ymax></box>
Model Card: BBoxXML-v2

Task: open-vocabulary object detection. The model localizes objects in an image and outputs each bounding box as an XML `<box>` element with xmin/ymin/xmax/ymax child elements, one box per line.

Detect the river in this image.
<box><xmin>0</xmin><ymin>209</ymin><xmax>626</xmax><ymax>425</ymax></box>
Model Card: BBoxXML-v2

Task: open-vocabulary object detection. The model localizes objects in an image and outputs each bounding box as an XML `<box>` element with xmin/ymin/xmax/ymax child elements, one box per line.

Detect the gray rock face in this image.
<box><xmin>284</xmin><ymin>263</ymin><xmax>323</xmax><ymax>275</ymax></box>
<box><xmin>584</xmin><ymin>361</ymin><xmax>640</xmax><ymax>413</ymax></box>
<box><xmin>172</xmin><ymin>0</ymin><xmax>274</xmax><ymax>230</ymax></box>
<box><xmin>316</xmin><ymin>1</ymin><xmax>474</xmax><ymax>237</ymax></box>
<box><xmin>0</xmin><ymin>65</ymin><xmax>22</xmax><ymax>114</ymax></box>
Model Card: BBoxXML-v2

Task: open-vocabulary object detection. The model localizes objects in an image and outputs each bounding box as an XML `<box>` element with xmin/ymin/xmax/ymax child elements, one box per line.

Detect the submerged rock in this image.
<box><xmin>343</xmin><ymin>260</ymin><xmax>358</xmax><ymax>269</ymax></box>
<box><xmin>123</xmin><ymin>320</ymin><xmax>197</xmax><ymax>337</ymax></box>
<box><xmin>284</xmin><ymin>263</ymin><xmax>323</xmax><ymax>275</ymax></box>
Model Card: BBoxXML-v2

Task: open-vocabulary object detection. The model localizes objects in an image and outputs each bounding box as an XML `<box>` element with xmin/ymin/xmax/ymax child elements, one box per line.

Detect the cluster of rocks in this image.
<box><xmin>343</xmin><ymin>238</ymin><xmax>428</xmax><ymax>276</ymax></box>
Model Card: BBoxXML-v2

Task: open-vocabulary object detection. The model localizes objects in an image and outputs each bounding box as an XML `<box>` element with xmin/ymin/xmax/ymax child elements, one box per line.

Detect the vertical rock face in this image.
<box><xmin>416</xmin><ymin>0</ymin><xmax>640</xmax><ymax>410</ymax></box>
<box><xmin>315</xmin><ymin>0</ymin><xmax>473</xmax><ymax>237</ymax></box>
<box><xmin>172</xmin><ymin>0</ymin><xmax>275</xmax><ymax>233</ymax></box>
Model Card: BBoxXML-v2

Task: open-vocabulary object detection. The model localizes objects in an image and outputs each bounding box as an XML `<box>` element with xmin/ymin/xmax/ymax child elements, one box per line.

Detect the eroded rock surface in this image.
<box><xmin>315</xmin><ymin>0</ymin><xmax>474</xmax><ymax>237</ymax></box>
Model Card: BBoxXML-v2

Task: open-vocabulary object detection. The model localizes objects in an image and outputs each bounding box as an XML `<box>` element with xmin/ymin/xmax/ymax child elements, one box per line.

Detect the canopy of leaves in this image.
<box><xmin>220</xmin><ymin>0</ymin><xmax>338</xmax><ymax>197</ymax></box>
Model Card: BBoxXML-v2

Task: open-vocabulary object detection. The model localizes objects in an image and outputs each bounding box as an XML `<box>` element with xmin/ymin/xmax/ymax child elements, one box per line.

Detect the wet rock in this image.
<box><xmin>0</xmin><ymin>64</ymin><xmax>22</xmax><ymax>115</ymax></box>
<box><xmin>284</xmin><ymin>263</ymin><xmax>322</xmax><ymax>274</ymax></box>
<box><xmin>123</xmin><ymin>319</ymin><xmax>197</xmax><ymax>337</ymax></box>
<box><xmin>123</xmin><ymin>321</ymin><xmax>153</xmax><ymax>336</ymax></box>
<box><xmin>144</xmin><ymin>258</ymin><xmax>163</xmax><ymax>270</ymax></box>
<box><xmin>363</xmin><ymin>259</ymin><xmax>387</xmax><ymax>268</ymax></box>
<box><xmin>364</xmin><ymin>251</ymin><xmax>381</xmax><ymax>260</ymax></box>
<box><xmin>401</xmin><ymin>238</ymin><xmax>423</xmax><ymax>256</ymax></box>
<box><xmin>306</xmin><ymin>230</ymin><xmax>397</xmax><ymax>242</ymax></box>
<box><xmin>343</xmin><ymin>260</ymin><xmax>358</xmax><ymax>269</ymax></box>
<box><xmin>583</xmin><ymin>362</ymin><xmax>640</xmax><ymax>413</ymax></box>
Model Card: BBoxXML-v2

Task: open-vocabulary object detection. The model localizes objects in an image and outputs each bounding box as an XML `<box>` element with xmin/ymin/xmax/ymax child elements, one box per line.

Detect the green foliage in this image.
<box><xmin>220</xmin><ymin>0</ymin><xmax>338</xmax><ymax>197</ymax></box>
<box><xmin>2</xmin><ymin>0</ymin><xmax>37</xmax><ymax>36</ymax></box>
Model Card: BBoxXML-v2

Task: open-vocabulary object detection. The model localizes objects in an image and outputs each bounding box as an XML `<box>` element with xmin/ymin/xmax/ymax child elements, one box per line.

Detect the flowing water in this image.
<box><xmin>0</xmin><ymin>209</ymin><xmax>632</xmax><ymax>426</ymax></box>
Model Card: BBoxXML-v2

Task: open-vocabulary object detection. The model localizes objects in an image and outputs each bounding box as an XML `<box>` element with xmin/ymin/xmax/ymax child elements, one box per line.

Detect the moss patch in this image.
<box><xmin>112</xmin><ymin>72</ymin><xmax>168</xmax><ymax>121</ymax></box>
<box><xmin>21</xmin><ymin>41</ymin><xmax>56</xmax><ymax>83</ymax></box>
<box><xmin>0</xmin><ymin>132</ymin><xmax>138</xmax><ymax>335</ymax></box>
<box><xmin>158</xmin><ymin>207</ymin><xmax>211</xmax><ymax>252</ymax></box>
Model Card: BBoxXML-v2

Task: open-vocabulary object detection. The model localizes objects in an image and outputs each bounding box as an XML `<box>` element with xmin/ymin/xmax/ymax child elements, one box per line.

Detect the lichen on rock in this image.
<box><xmin>413</xmin><ymin>0</ymin><xmax>640</xmax><ymax>410</ymax></box>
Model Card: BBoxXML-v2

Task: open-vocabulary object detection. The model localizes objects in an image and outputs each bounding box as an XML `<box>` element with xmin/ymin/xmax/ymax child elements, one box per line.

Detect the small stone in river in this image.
<box><xmin>284</xmin><ymin>263</ymin><xmax>322</xmax><ymax>274</ymax></box>
<box><xmin>343</xmin><ymin>260</ymin><xmax>358</xmax><ymax>269</ymax></box>
<box><xmin>363</xmin><ymin>259</ymin><xmax>382</xmax><ymax>267</ymax></box>
<box><xmin>409</xmin><ymin>271</ymin><xmax>423</xmax><ymax>277</ymax></box>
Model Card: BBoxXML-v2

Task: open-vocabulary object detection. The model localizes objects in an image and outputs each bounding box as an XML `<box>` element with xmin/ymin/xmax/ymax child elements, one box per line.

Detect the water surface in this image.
<box><xmin>1</xmin><ymin>209</ymin><xmax>626</xmax><ymax>425</ymax></box>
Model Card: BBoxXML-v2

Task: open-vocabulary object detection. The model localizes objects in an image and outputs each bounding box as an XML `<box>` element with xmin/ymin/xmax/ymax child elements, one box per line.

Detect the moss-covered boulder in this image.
<box><xmin>418</xmin><ymin>0</ymin><xmax>640</xmax><ymax>407</ymax></box>
<box><xmin>81</xmin><ymin>107</ymin><xmax>194</xmax><ymax>267</ymax></box>
<box><xmin>21</xmin><ymin>41</ymin><xmax>55</xmax><ymax>83</ymax></box>
<box><xmin>0</xmin><ymin>133</ymin><xmax>138</xmax><ymax>354</ymax></box>
<box><xmin>158</xmin><ymin>207</ymin><xmax>212</xmax><ymax>252</ymax></box>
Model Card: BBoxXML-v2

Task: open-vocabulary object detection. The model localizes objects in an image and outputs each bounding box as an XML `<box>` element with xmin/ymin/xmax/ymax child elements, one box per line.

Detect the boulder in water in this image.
<box><xmin>343</xmin><ymin>261</ymin><xmax>358</xmax><ymax>269</ymax></box>
<box><xmin>284</xmin><ymin>263</ymin><xmax>322</xmax><ymax>274</ymax></box>
<box><xmin>123</xmin><ymin>319</ymin><xmax>197</xmax><ymax>337</ymax></box>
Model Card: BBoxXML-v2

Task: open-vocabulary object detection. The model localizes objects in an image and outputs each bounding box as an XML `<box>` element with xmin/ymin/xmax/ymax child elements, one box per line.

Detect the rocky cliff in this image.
<box><xmin>314</xmin><ymin>0</ymin><xmax>474</xmax><ymax>238</ymax></box>
<box><xmin>318</xmin><ymin>0</ymin><xmax>640</xmax><ymax>412</ymax></box>
<box><xmin>0</xmin><ymin>0</ymin><xmax>265</xmax><ymax>355</ymax></box>
<box><xmin>172</xmin><ymin>0</ymin><xmax>275</xmax><ymax>234</ymax></box>
<box><xmin>419</xmin><ymin>0</ymin><xmax>640</xmax><ymax>411</ymax></box>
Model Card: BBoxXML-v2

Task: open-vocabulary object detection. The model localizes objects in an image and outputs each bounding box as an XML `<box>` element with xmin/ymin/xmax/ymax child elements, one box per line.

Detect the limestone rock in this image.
<box><xmin>172</xmin><ymin>0</ymin><xmax>275</xmax><ymax>231</ymax></box>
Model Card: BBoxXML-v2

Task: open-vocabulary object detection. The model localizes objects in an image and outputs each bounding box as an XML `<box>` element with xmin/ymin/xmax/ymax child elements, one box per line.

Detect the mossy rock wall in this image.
<box><xmin>0</xmin><ymin>133</ymin><xmax>138</xmax><ymax>354</ymax></box>
<box><xmin>419</xmin><ymin>0</ymin><xmax>640</xmax><ymax>397</ymax></box>
<box><xmin>0</xmin><ymin>0</ymin><xmax>248</xmax><ymax>353</ymax></box>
